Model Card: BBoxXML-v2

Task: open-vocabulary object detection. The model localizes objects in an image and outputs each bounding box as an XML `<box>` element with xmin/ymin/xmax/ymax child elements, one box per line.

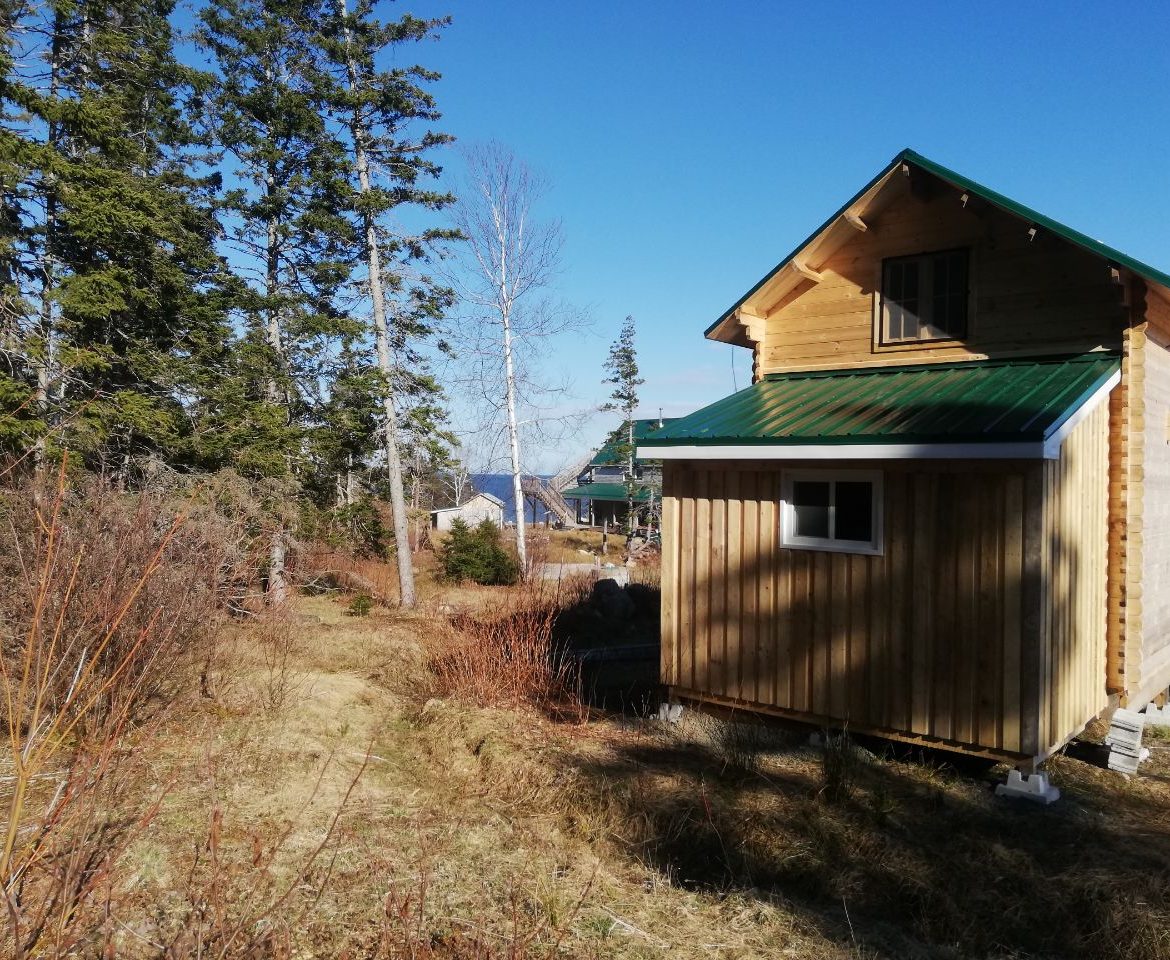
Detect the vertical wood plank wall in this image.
<box><xmin>1041</xmin><ymin>400</ymin><xmax>1111</xmax><ymax>755</ymax></box>
<box><xmin>662</xmin><ymin>429</ymin><xmax>1111</xmax><ymax>759</ymax></box>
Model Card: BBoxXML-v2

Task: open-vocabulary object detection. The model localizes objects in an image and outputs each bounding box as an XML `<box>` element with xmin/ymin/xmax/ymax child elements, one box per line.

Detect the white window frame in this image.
<box><xmin>780</xmin><ymin>469</ymin><xmax>884</xmax><ymax>556</ymax></box>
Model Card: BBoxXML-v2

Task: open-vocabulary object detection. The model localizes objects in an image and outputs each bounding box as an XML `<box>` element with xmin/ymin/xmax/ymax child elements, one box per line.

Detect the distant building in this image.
<box><xmin>429</xmin><ymin>491</ymin><xmax>505</xmax><ymax>532</ymax></box>
<box><xmin>560</xmin><ymin>418</ymin><xmax>677</xmax><ymax>527</ymax></box>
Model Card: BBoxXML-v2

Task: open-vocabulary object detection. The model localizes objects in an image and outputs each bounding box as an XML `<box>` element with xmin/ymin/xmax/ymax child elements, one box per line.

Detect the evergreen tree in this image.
<box><xmin>197</xmin><ymin>0</ymin><xmax>359</xmax><ymax>601</ymax></box>
<box><xmin>439</xmin><ymin>517</ymin><xmax>518</xmax><ymax>586</ymax></box>
<box><xmin>601</xmin><ymin>315</ymin><xmax>643</xmax><ymax>533</ymax></box>
<box><xmin>316</xmin><ymin>0</ymin><xmax>456</xmax><ymax>607</ymax></box>
<box><xmin>0</xmin><ymin>0</ymin><xmax>228</xmax><ymax>470</ymax></box>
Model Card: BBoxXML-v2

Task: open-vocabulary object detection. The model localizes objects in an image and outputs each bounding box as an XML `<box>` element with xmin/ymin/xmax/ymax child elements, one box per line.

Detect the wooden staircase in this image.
<box><xmin>520</xmin><ymin>475</ymin><xmax>578</xmax><ymax>527</ymax></box>
<box><xmin>521</xmin><ymin>453</ymin><xmax>593</xmax><ymax>528</ymax></box>
<box><xmin>550</xmin><ymin>452</ymin><xmax>593</xmax><ymax>492</ymax></box>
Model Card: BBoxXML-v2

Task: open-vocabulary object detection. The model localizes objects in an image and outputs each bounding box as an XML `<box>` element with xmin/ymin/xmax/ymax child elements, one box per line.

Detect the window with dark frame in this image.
<box><xmin>880</xmin><ymin>248</ymin><xmax>969</xmax><ymax>344</ymax></box>
<box><xmin>782</xmin><ymin>470</ymin><xmax>882</xmax><ymax>555</ymax></box>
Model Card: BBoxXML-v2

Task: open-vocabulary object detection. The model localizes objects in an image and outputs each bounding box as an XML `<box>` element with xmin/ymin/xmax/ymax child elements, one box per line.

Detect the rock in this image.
<box><xmin>592</xmin><ymin>578</ymin><xmax>635</xmax><ymax>621</ymax></box>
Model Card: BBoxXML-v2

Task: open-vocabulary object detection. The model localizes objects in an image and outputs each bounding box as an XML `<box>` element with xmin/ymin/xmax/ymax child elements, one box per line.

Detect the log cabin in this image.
<box><xmin>639</xmin><ymin>149</ymin><xmax>1170</xmax><ymax>767</ymax></box>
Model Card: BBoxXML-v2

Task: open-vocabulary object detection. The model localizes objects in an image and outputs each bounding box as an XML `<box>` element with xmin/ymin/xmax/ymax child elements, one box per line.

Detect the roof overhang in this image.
<box><xmin>642</xmin><ymin>442</ymin><xmax>1051</xmax><ymax>461</ymax></box>
<box><xmin>638</xmin><ymin>358</ymin><xmax>1119</xmax><ymax>462</ymax></box>
<box><xmin>707</xmin><ymin>148</ymin><xmax>1170</xmax><ymax>346</ymax></box>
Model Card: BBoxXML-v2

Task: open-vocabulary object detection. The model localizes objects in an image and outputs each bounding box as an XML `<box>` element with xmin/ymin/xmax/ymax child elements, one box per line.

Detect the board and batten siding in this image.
<box><xmin>1040</xmin><ymin>397</ymin><xmax>1111</xmax><ymax>755</ymax></box>
<box><xmin>661</xmin><ymin>403</ymin><xmax>1111</xmax><ymax>760</ymax></box>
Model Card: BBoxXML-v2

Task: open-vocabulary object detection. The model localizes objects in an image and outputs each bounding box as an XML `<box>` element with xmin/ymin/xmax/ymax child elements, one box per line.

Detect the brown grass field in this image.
<box><xmin>7</xmin><ymin>518</ymin><xmax>1170</xmax><ymax>958</ymax></box>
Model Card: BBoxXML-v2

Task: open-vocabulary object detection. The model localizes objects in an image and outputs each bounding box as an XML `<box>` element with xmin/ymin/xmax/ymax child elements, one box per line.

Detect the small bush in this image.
<box><xmin>431</xmin><ymin>579</ymin><xmax>587</xmax><ymax>714</ymax></box>
<box><xmin>439</xmin><ymin>518</ymin><xmax>520</xmax><ymax>585</ymax></box>
<box><xmin>349</xmin><ymin>592</ymin><xmax>374</xmax><ymax>617</ymax></box>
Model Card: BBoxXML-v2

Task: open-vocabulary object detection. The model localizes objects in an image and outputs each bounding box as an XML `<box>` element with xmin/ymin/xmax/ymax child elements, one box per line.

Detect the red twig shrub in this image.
<box><xmin>430</xmin><ymin>579</ymin><xmax>589</xmax><ymax>716</ymax></box>
<box><xmin>0</xmin><ymin>467</ymin><xmax>249</xmax><ymax>957</ymax></box>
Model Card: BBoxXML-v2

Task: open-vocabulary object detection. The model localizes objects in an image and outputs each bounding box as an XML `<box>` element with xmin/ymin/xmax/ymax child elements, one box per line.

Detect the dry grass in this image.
<box><xmin>11</xmin><ymin>521</ymin><xmax>1170</xmax><ymax>959</ymax></box>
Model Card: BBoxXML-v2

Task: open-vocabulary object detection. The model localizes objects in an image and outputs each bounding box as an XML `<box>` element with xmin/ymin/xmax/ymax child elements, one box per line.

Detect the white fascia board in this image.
<box><xmin>1040</xmin><ymin>369</ymin><xmax>1120</xmax><ymax>457</ymax></box>
<box><xmin>638</xmin><ymin>442</ymin><xmax>1048</xmax><ymax>461</ymax></box>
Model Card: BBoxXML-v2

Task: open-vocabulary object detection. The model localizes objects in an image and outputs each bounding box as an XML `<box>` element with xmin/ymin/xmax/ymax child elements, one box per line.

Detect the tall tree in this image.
<box><xmin>198</xmin><ymin>0</ymin><xmax>356</xmax><ymax>602</ymax></box>
<box><xmin>0</xmin><ymin>0</ymin><xmax>227</xmax><ymax>470</ymax></box>
<box><xmin>311</xmin><ymin>0</ymin><xmax>455</xmax><ymax>606</ymax></box>
<box><xmin>452</xmin><ymin>145</ymin><xmax>565</xmax><ymax>576</ymax></box>
<box><xmin>601</xmin><ymin>315</ymin><xmax>643</xmax><ymax>534</ymax></box>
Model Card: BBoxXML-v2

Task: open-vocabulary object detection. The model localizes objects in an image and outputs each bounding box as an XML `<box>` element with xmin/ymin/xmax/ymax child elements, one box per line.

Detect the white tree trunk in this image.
<box><xmin>263</xmin><ymin>153</ymin><xmax>290</xmax><ymax>606</ymax></box>
<box><xmin>32</xmin><ymin>19</ymin><xmax>63</xmax><ymax>471</ymax></box>
<box><xmin>268</xmin><ymin>526</ymin><xmax>288</xmax><ymax>606</ymax></box>
<box><xmin>502</xmin><ymin>309</ymin><xmax>527</xmax><ymax>575</ymax></box>
<box><xmin>338</xmin><ymin>0</ymin><xmax>416</xmax><ymax>606</ymax></box>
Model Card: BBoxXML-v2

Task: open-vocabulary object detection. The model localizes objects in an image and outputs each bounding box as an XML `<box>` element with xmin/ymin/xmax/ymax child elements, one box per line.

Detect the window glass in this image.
<box><xmin>791</xmin><ymin>480</ymin><xmax>830</xmax><ymax>539</ymax></box>
<box><xmin>882</xmin><ymin>248</ymin><xmax>967</xmax><ymax>343</ymax></box>
<box><xmin>834</xmin><ymin>481</ymin><xmax>873</xmax><ymax>542</ymax></box>
<box><xmin>782</xmin><ymin>472</ymin><xmax>882</xmax><ymax>555</ymax></box>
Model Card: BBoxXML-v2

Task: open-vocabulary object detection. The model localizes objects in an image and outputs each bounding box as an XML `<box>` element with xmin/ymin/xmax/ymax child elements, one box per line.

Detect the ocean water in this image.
<box><xmin>472</xmin><ymin>473</ymin><xmax>553</xmax><ymax>525</ymax></box>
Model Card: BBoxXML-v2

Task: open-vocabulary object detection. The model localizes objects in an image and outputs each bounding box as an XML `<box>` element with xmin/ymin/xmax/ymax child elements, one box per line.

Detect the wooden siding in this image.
<box><xmin>756</xmin><ymin>175</ymin><xmax>1128</xmax><ymax>375</ymax></box>
<box><xmin>1125</xmin><ymin>287</ymin><xmax>1170</xmax><ymax>706</ymax></box>
<box><xmin>662</xmin><ymin>411</ymin><xmax>1111</xmax><ymax>760</ymax></box>
<box><xmin>1040</xmin><ymin>399</ymin><xmax>1111</xmax><ymax>754</ymax></box>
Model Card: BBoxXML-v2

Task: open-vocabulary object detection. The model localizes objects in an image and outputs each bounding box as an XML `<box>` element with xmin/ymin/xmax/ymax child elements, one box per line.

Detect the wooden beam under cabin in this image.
<box><xmin>734</xmin><ymin>308</ymin><xmax>766</xmax><ymax>344</ymax></box>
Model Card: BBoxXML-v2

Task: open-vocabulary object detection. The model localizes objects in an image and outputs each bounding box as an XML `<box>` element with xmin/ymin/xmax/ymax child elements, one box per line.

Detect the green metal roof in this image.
<box><xmin>561</xmin><ymin>483</ymin><xmax>652</xmax><ymax>503</ymax></box>
<box><xmin>592</xmin><ymin>419</ymin><xmax>676</xmax><ymax>466</ymax></box>
<box><xmin>707</xmin><ymin>147</ymin><xmax>1170</xmax><ymax>338</ymax></box>
<box><xmin>638</xmin><ymin>354</ymin><xmax>1119</xmax><ymax>448</ymax></box>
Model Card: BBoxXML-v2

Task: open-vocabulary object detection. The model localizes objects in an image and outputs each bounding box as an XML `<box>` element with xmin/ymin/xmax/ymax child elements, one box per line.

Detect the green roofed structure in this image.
<box><xmin>639</xmin><ymin>147</ymin><xmax>1170</xmax><ymax>774</ymax></box>
<box><xmin>560</xmin><ymin>418</ymin><xmax>675</xmax><ymax>527</ymax></box>
<box><xmin>639</xmin><ymin>354</ymin><xmax>1119</xmax><ymax>459</ymax></box>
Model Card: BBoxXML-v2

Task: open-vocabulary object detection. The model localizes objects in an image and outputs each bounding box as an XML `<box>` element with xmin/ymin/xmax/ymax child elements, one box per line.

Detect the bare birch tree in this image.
<box><xmin>451</xmin><ymin>145</ymin><xmax>566</xmax><ymax>575</ymax></box>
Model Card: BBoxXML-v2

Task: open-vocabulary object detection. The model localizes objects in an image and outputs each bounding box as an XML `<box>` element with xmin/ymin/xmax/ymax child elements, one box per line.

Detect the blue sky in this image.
<box><xmin>395</xmin><ymin>2</ymin><xmax>1170</xmax><ymax>470</ymax></box>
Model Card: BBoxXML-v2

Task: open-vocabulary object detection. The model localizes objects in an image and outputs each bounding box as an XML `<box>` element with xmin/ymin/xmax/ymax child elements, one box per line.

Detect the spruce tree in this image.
<box><xmin>0</xmin><ymin>0</ymin><xmax>228</xmax><ymax>470</ymax></box>
<box><xmin>601</xmin><ymin>315</ymin><xmax>644</xmax><ymax>534</ymax></box>
<box><xmin>197</xmin><ymin>0</ymin><xmax>358</xmax><ymax>602</ymax></box>
<box><xmin>316</xmin><ymin>0</ymin><xmax>456</xmax><ymax>607</ymax></box>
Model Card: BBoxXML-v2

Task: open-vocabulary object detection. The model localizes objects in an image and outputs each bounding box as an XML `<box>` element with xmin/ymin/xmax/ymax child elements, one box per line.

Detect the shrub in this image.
<box><xmin>0</xmin><ymin>468</ymin><xmax>243</xmax><ymax>956</ymax></box>
<box><xmin>819</xmin><ymin>729</ymin><xmax>858</xmax><ymax>804</ymax></box>
<box><xmin>349</xmin><ymin>592</ymin><xmax>374</xmax><ymax>617</ymax></box>
<box><xmin>439</xmin><ymin>518</ymin><xmax>520</xmax><ymax>585</ymax></box>
<box><xmin>431</xmin><ymin>579</ymin><xmax>588</xmax><ymax>714</ymax></box>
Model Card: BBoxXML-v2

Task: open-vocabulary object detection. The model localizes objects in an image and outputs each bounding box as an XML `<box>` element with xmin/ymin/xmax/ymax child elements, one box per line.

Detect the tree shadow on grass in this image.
<box><xmin>566</xmin><ymin>719</ymin><xmax>1170</xmax><ymax>960</ymax></box>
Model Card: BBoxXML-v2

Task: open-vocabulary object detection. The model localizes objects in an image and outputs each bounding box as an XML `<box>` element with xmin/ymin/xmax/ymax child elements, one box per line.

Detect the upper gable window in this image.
<box><xmin>879</xmin><ymin>248</ymin><xmax>969</xmax><ymax>344</ymax></box>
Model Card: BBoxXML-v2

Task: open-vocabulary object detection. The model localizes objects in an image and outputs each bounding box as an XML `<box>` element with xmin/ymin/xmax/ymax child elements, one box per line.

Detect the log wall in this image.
<box><xmin>1125</xmin><ymin>286</ymin><xmax>1170</xmax><ymax>707</ymax></box>
<box><xmin>756</xmin><ymin>175</ymin><xmax>1128</xmax><ymax>376</ymax></box>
